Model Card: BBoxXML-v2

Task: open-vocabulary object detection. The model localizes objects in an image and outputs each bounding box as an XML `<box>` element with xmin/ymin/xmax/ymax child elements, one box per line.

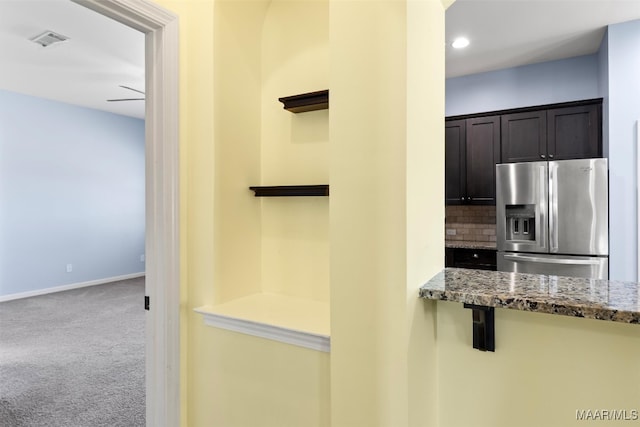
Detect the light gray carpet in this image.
<box><xmin>0</xmin><ymin>277</ymin><xmax>145</xmax><ymax>427</ymax></box>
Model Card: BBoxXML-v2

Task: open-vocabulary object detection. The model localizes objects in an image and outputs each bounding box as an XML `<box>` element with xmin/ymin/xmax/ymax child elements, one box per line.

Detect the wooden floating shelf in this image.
<box><xmin>278</xmin><ymin>90</ymin><xmax>329</xmax><ymax>113</ymax></box>
<box><xmin>249</xmin><ymin>185</ymin><xmax>329</xmax><ymax>197</ymax></box>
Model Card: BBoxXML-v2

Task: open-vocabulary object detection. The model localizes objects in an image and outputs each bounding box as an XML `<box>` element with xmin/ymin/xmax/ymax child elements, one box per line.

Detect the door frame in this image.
<box><xmin>72</xmin><ymin>1</ymin><xmax>180</xmax><ymax>425</ymax></box>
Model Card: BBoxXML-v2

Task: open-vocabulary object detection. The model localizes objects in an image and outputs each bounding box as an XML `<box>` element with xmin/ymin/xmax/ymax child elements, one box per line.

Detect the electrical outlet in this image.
<box><xmin>66</xmin><ymin>264</ymin><xmax>73</xmax><ymax>273</ymax></box>
<box><xmin>446</xmin><ymin>229</ymin><xmax>457</xmax><ymax>236</ymax></box>
<box><xmin>140</xmin><ymin>254</ymin><xmax>145</xmax><ymax>262</ymax></box>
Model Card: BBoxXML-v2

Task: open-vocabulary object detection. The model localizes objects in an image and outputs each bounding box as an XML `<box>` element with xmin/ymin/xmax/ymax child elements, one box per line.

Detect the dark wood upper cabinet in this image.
<box><xmin>547</xmin><ymin>104</ymin><xmax>601</xmax><ymax>160</ymax></box>
<box><xmin>445</xmin><ymin>117</ymin><xmax>499</xmax><ymax>205</ymax></box>
<box><xmin>501</xmin><ymin>111</ymin><xmax>547</xmax><ymax>163</ymax></box>
<box><xmin>445</xmin><ymin>99</ymin><xmax>602</xmax><ymax>204</ymax></box>
<box><xmin>445</xmin><ymin>120</ymin><xmax>466</xmax><ymax>205</ymax></box>
<box><xmin>500</xmin><ymin>101</ymin><xmax>601</xmax><ymax>163</ymax></box>
<box><xmin>465</xmin><ymin>116</ymin><xmax>500</xmax><ymax>204</ymax></box>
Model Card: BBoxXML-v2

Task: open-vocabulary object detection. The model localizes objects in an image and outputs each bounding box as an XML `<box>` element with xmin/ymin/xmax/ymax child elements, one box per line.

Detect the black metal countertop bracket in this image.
<box><xmin>463</xmin><ymin>304</ymin><xmax>495</xmax><ymax>352</ymax></box>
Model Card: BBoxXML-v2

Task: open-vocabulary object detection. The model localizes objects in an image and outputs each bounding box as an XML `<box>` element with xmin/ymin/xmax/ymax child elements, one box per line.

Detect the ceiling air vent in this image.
<box><xmin>30</xmin><ymin>30</ymin><xmax>69</xmax><ymax>47</ymax></box>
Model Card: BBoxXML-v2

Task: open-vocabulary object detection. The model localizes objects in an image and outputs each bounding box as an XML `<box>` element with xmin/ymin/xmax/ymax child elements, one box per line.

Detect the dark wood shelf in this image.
<box><xmin>278</xmin><ymin>90</ymin><xmax>329</xmax><ymax>113</ymax></box>
<box><xmin>249</xmin><ymin>185</ymin><xmax>329</xmax><ymax>197</ymax></box>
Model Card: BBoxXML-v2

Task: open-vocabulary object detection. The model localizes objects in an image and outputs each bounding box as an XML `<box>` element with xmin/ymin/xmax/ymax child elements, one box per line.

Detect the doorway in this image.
<box><xmin>72</xmin><ymin>1</ymin><xmax>180</xmax><ymax>425</ymax></box>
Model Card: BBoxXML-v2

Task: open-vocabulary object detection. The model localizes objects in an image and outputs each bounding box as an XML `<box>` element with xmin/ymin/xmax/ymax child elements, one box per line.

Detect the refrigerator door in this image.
<box><xmin>496</xmin><ymin>161</ymin><xmax>549</xmax><ymax>253</ymax></box>
<box><xmin>549</xmin><ymin>159</ymin><xmax>608</xmax><ymax>256</ymax></box>
<box><xmin>497</xmin><ymin>252</ymin><xmax>609</xmax><ymax>279</ymax></box>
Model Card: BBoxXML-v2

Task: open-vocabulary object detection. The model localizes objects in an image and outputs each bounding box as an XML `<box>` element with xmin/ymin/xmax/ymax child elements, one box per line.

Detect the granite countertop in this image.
<box><xmin>445</xmin><ymin>241</ymin><xmax>497</xmax><ymax>250</ymax></box>
<box><xmin>420</xmin><ymin>268</ymin><xmax>640</xmax><ymax>324</ymax></box>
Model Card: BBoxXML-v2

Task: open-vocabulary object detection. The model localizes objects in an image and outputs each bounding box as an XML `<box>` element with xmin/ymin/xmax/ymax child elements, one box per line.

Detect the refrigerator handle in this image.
<box><xmin>503</xmin><ymin>254</ymin><xmax>603</xmax><ymax>266</ymax></box>
<box><xmin>538</xmin><ymin>165</ymin><xmax>548</xmax><ymax>251</ymax></box>
<box><xmin>549</xmin><ymin>162</ymin><xmax>558</xmax><ymax>253</ymax></box>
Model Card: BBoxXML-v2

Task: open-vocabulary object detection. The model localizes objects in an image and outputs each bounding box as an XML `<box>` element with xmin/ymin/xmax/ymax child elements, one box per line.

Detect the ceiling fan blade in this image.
<box><xmin>107</xmin><ymin>98</ymin><xmax>146</xmax><ymax>102</ymax></box>
<box><xmin>119</xmin><ymin>85</ymin><xmax>145</xmax><ymax>95</ymax></box>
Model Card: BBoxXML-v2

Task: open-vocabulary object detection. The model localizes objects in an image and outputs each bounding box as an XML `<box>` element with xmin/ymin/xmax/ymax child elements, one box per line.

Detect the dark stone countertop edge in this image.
<box><xmin>419</xmin><ymin>270</ymin><xmax>640</xmax><ymax>325</ymax></box>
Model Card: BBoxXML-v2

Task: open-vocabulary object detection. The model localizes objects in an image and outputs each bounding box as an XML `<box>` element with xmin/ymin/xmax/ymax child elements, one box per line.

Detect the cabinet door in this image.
<box><xmin>501</xmin><ymin>111</ymin><xmax>547</xmax><ymax>162</ymax></box>
<box><xmin>445</xmin><ymin>120</ymin><xmax>466</xmax><ymax>205</ymax></box>
<box><xmin>445</xmin><ymin>247</ymin><xmax>455</xmax><ymax>267</ymax></box>
<box><xmin>446</xmin><ymin>248</ymin><xmax>497</xmax><ymax>270</ymax></box>
<box><xmin>452</xmin><ymin>248</ymin><xmax>497</xmax><ymax>270</ymax></box>
<box><xmin>466</xmin><ymin>116</ymin><xmax>500</xmax><ymax>204</ymax></box>
<box><xmin>547</xmin><ymin>104</ymin><xmax>601</xmax><ymax>160</ymax></box>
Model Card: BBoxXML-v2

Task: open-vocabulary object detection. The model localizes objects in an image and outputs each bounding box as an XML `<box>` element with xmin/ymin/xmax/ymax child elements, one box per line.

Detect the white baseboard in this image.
<box><xmin>0</xmin><ymin>272</ymin><xmax>146</xmax><ymax>302</ymax></box>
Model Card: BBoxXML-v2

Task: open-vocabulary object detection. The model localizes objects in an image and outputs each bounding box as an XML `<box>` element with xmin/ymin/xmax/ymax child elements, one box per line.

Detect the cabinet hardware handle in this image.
<box><xmin>549</xmin><ymin>154</ymin><xmax>554</xmax><ymax>158</ymax></box>
<box><xmin>540</xmin><ymin>154</ymin><xmax>546</xmax><ymax>159</ymax></box>
<box><xmin>503</xmin><ymin>254</ymin><xmax>602</xmax><ymax>265</ymax></box>
<box><xmin>473</xmin><ymin>253</ymin><xmax>479</xmax><ymax>258</ymax></box>
<box><xmin>461</xmin><ymin>197</ymin><xmax>465</xmax><ymax>201</ymax></box>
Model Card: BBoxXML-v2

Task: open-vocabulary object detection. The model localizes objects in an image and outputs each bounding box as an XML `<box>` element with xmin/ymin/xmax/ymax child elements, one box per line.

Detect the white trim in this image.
<box><xmin>0</xmin><ymin>273</ymin><xmax>145</xmax><ymax>302</ymax></box>
<box><xmin>72</xmin><ymin>2</ymin><xmax>180</xmax><ymax>426</ymax></box>
<box><xmin>194</xmin><ymin>308</ymin><xmax>331</xmax><ymax>353</ymax></box>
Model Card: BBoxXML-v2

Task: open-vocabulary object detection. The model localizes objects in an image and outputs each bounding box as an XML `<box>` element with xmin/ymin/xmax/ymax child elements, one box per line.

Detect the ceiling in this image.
<box><xmin>446</xmin><ymin>0</ymin><xmax>640</xmax><ymax>78</ymax></box>
<box><xmin>0</xmin><ymin>0</ymin><xmax>145</xmax><ymax>119</ymax></box>
<box><xmin>1</xmin><ymin>1</ymin><xmax>640</xmax><ymax>119</ymax></box>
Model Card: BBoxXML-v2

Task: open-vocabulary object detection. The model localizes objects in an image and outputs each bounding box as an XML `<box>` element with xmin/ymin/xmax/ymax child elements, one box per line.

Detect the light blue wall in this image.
<box><xmin>446</xmin><ymin>54</ymin><xmax>600</xmax><ymax>117</ymax></box>
<box><xmin>604</xmin><ymin>20</ymin><xmax>640</xmax><ymax>282</ymax></box>
<box><xmin>0</xmin><ymin>90</ymin><xmax>145</xmax><ymax>297</ymax></box>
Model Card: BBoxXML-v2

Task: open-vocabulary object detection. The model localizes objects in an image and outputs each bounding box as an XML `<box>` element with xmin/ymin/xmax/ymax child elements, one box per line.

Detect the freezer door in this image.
<box><xmin>497</xmin><ymin>252</ymin><xmax>609</xmax><ymax>279</ymax></box>
<box><xmin>549</xmin><ymin>159</ymin><xmax>608</xmax><ymax>256</ymax></box>
<box><xmin>496</xmin><ymin>161</ymin><xmax>548</xmax><ymax>253</ymax></box>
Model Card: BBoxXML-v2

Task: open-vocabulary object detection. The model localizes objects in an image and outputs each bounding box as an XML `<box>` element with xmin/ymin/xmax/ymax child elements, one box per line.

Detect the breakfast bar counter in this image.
<box><xmin>420</xmin><ymin>268</ymin><xmax>640</xmax><ymax>324</ymax></box>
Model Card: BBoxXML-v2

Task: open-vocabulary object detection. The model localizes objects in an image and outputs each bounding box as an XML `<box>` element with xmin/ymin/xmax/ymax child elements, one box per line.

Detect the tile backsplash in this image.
<box><xmin>445</xmin><ymin>205</ymin><xmax>496</xmax><ymax>243</ymax></box>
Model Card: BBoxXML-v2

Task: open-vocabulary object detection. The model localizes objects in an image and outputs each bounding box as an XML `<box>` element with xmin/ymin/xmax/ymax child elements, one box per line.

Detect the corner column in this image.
<box><xmin>329</xmin><ymin>0</ymin><xmax>447</xmax><ymax>425</ymax></box>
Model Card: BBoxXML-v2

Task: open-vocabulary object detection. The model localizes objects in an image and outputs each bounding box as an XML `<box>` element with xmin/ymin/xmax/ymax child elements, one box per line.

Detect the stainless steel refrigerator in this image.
<box><xmin>496</xmin><ymin>158</ymin><xmax>609</xmax><ymax>279</ymax></box>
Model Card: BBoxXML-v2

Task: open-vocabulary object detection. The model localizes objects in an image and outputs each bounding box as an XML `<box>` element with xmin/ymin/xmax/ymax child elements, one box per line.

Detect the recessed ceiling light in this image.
<box><xmin>452</xmin><ymin>37</ymin><xmax>470</xmax><ymax>49</ymax></box>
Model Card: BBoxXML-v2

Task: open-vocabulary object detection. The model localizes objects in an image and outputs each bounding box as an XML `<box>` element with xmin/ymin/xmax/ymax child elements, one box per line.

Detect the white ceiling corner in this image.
<box><xmin>445</xmin><ymin>0</ymin><xmax>640</xmax><ymax>78</ymax></box>
<box><xmin>0</xmin><ymin>0</ymin><xmax>145</xmax><ymax>119</ymax></box>
<box><xmin>2</xmin><ymin>1</ymin><xmax>640</xmax><ymax>117</ymax></box>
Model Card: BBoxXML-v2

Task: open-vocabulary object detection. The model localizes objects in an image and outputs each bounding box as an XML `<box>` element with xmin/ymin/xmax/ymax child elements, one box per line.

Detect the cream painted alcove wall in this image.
<box><xmin>151</xmin><ymin>0</ymin><xmax>640</xmax><ymax>426</ymax></box>
<box><xmin>183</xmin><ymin>0</ymin><xmax>333</xmax><ymax>425</ymax></box>
<box><xmin>156</xmin><ymin>0</ymin><xmax>447</xmax><ymax>425</ymax></box>
<box><xmin>204</xmin><ymin>0</ymin><xmax>331</xmax><ymax>425</ymax></box>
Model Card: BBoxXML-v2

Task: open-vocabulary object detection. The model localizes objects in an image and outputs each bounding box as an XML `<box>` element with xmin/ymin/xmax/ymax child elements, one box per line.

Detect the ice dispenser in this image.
<box><xmin>505</xmin><ymin>205</ymin><xmax>536</xmax><ymax>242</ymax></box>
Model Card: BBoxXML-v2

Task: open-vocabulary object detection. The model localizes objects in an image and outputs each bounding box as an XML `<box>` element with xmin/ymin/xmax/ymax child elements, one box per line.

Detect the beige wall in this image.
<box><xmin>164</xmin><ymin>0</ymin><xmax>446</xmax><ymax>425</ymax></box>
<box><xmin>151</xmin><ymin>1</ymin><xmax>639</xmax><ymax>427</ymax></box>
<box><xmin>212</xmin><ymin>0</ymin><xmax>266</xmax><ymax>304</ymax></box>
<box><xmin>188</xmin><ymin>322</ymin><xmax>330</xmax><ymax>426</ymax></box>
<box><xmin>437</xmin><ymin>302</ymin><xmax>640</xmax><ymax>427</ymax></box>
<box><xmin>329</xmin><ymin>0</ymin><xmax>444</xmax><ymax>425</ymax></box>
<box><xmin>168</xmin><ymin>0</ymin><xmax>332</xmax><ymax>425</ymax></box>
<box><xmin>155</xmin><ymin>1</ymin><xmax>217</xmax><ymax>425</ymax></box>
<box><xmin>162</xmin><ymin>0</ymin><xmax>446</xmax><ymax>425</ymax></box>
<box><xmin>260</xmin><ymin>0</ymin><xmax>330</xmax><ymax>302</ymax></box>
